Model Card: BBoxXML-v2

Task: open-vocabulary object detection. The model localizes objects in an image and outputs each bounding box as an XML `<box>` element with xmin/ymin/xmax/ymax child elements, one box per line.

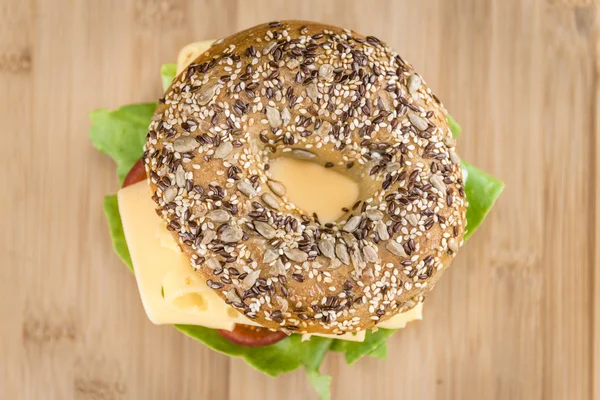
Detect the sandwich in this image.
<box><xmin>89</xmin><ymin>21</ymin><xmax>503</xmax><ymax>399</ymax></box>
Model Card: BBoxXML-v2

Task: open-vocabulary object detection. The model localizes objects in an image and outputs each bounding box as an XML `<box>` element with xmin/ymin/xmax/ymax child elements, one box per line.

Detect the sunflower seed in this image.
<box><xmin>285</xmin><ymin>249</ymin><xmax>308</xmax><ymax>263</ymax></box>
<box><xmin>261</xmin><ymin>193</ymin><xmax>280</xmax><ymax>210</ymax></box>
<box><xmin>175</xmin><ymin>165</ymin><xmax>186</xmax><ymax>187</ymax></box>
<box><xmin>448</xmin><ymin>238</ymin><xmax>459</xmax><ymax>253</ymax></box>
<box><xmin>449</xmin><ymin>150</ymin><xmax>460</xmax><ymax>165</ymax></box>
<box><xmin>362</xmin><ymin>245</ymin><xmax>379</xmax><ymax>263</ymax></box>
<box><xmin>254</xmin><ymin>221</ymin><xmax>276</xmax><ymax>239</ymax></box>
<box><xmin>343</xmin><ymin>215</ymin><xmax>361</xmax><ymax>233</ymax></box>
<box><xmin>262</xmin><ymin>41</ymin><xmax>276</xmax><ymax>55</ymax></box>
<box><xmin>328</xmin><ymin>258</ymin><xmax>342</xmax><ymax>269</ymax></box>
<box><xmin>443</xmin><ymin>136</ymin><xmax>456</xmax><ymax>147</ymax></box>
<box><xmin>406</xmin><ymin>213</ymin><xmax>419</xmax><ymax>226</ymax></box>
<box><xmin>306</xmin><ymin>83</ymin><xmax>319</xmax><ymax>103</ymax></box>
<box><xmin>430</xmin><ymin>174</ymin><xmax>446</xmax><ymax>193</ymax></box>
<box><xmin>162</xmin><ymin>186</ymin><xmax>177</xmax><ymax>203</ymax></box>
<box><xmin>266</xmin><ymin>106</ymin><xmax>282</xmax><ymax>128</ymax></box>
<box><xmin>335</xmin><ymin>242</ymin><xmax>350</xmax><ymax>265</ymax></box>
<box><xmin>205</xmin><ymin>257</ymin><xmax>221</xmax><ymax>270</ymax></box>
<box><xmin>267</xmin><ymin>179</ymin><xmax>287</xmax><ymax>197</ymax></box>
<box><xmin>318</xmin><ymin>238</ymin><xmax>336</xmax><ymax>259</ymax></box>
<box><xmin>207</xmin><ymin>209</ymin><xmax>230</xmax><ymax>223</ymax></box>
<box><xmin>350</xmin><ymin>248</ymin><xmax>366</xmax><ymax>272</ymax></box>
<box><xmin>281</xmin><ymin>107</ymin><xmax>291</xmax><ymax>126</ymax></box>
<box><xmin>275</xmin><ymin>295</ymin><xmax>288</xmax><ymax>312</ymax></box>
<box><xmin>201</xmin><ymin>230</ymin><xmax>217</xmax><ymax>245</ymax></box>
<box><xmin>342</xmin><ymin>233</ymin><xmax>358</xmax><ymax>248</ymax></box>
<box><xmin>221</xmin><ymin>225</ymin><xmax>243</xmax><ymax>243</ymax></box>
<box><xmin>237</xmin><ymin>180</ymin><xmax>257</xmax><ymax>198</ymax></box>
<box><xmin>319</xmin><ymin>63</ymin><xmax>334</xmax><ymax>80</ymax></box>
<box><xmin>197</xmin><ymin>83</ymin><xmax>217</xmax><ymax>105</ymax></box>
<box><xmin>214</xmin><ymin>141</ymin><xmax>233</xmax><ymax>159</ymax></box>
<box><xmin>377</xmin><ymin>220</ymin><xmax>390</xmax><ymax>240</ymax></box>
<box><xmin>286</xmin><ymin>59</ymin><xmax>300</xmax><ymax>70</ymax></box>
<box><xmin>409</xmin><ymin>112</ymin><xmax>428</xmax><ymax>131</ymax></box>
<box><xmin>242</xmin><ymin>270</ymin><xmax>261</xmax><ymax>290</ymax></box>
<box><xmin>263</xmin><ymin>249</ymin><xmax>279</xmax><ymax>264</ymax></box>
<box><xmin>291</xmin><ymin>148</ymin><xmax>316</xmax><ymax>160</ymax></box>
<box><xmin>173</xmin><ymin>136</ymin><xmax>199</xmax><ymax>153</ymax></box>
<box><xmin>269</xmin><ymin>259</ymin><xmax>286</xmax><ymax>276</ymax></box>
<box><xmin>386</xmin><ymin>162</ymin><xmax>401</xmax><ymax>172</ymax></box>
<box><xmin>407</xmin><ymin>74</ymin><xmax>422</xmax><ymax>94</ymax></box>
<box><xmin>226</xmin><ymin>289</ymin><xmax>241</xmax><ymax>303</ymax></box>
<box><xmin>366</xmin><ymin>209</ymin><xmax>383</xmax><ymax>221</ymax></box>
<box><xmin>315</xmin><ymin>120</ymin><xmax>331</xmax><ymax>136</ymax></box>
<box><xmin>386</xmin><ymin>240</ymin><xmax>407</xmax><ymax>257</ymax></box>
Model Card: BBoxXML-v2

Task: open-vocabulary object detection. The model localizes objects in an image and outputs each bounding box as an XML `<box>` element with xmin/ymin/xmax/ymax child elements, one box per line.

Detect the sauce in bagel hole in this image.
<box><xmin>123</xmin><ymin>159</ymin><xmax>286</xmax><ymax>347</ymax></box>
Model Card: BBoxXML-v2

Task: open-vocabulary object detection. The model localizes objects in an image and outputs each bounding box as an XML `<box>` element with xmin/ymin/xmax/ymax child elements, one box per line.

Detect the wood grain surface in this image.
<box><xmin>1</xmin><ymin>1</ymin><xmax>598</xmax><ymax>399</ymax></box>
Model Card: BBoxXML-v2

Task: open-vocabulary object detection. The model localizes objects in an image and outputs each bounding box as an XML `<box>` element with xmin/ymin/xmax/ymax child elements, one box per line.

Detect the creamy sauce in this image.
<box><xmin>269</xmin><ymin>157</ymin><xmax>360</xmax><ymax>223</ymax></box>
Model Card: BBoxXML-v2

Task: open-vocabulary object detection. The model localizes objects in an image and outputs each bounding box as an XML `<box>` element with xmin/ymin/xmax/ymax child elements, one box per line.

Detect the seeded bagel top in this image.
<box><xmin>143</xmin><ymin>21</ymin><xmax>467</xmax><ymax>335</ymax></box>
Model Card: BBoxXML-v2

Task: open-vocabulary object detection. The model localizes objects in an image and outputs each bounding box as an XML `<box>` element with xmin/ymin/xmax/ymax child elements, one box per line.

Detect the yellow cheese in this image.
<box><xmin>118</xmin><ymin>181</ymin><xmax>255</xmax><ymax>330</ymax></box>
<box><xmin>176</xmin><ymin>40</ymin><xmax>215</xmax><ymax>74</ymax></box>
<box><xmin>269</xmin><ymin>157</ymin><xmax>360</xmax><ymax>223</ymax></box>
<box><xmin>119</xmin><ymin>180</ymin><xmax>422</xmax><ymax>339</ymax></box>
<box><xmin>379</xmin><ymin>302</ymin><xmax>422</xmax><ymax>329</ymax></box>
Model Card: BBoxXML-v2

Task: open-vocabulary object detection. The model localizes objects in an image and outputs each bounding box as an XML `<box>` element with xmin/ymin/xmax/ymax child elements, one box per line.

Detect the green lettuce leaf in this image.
<box><xmin>447</xmin><ymin>114</ymin><xmax>461</xmax><ymax>138</ymax></box>
<box><xmin>368</xmin><ymin>342</ymin><xmax>388</xmax><ymax>359</ymax></box>
<box><xmin>331</xmin><ymin>328</ymin><xmax>397</xmax><ymax>365</ymax></box>
<box><xmin>306</xmin><ymin>369</ymin><xmax>332</xmax><ymax>400</ymax></box>
<box><xmin>175</xmin><ymin>324</ymin><xmax>332</xmax><ymax>377</ymax></box>
<box><xmin>89</xmin><ymin>103</ymin><xmax>156</xmax><ymax>184</ymax></box>
<box><xmin>103</xmin><ymin>195</ymin><xmax>133</xmax><ymax>272</ymax></box>
<box><xmin>462</xmin><ymin>161</ymin><xmax>503</xmax><ymax>239</ymax></box>
<box><xmin>447</xmin><ymin>115</ymin><xmax>504</xmax><ymax>238</ymax></box>
<box><xmin>161</xmin><ymin>63</ymin><xmax>177</xmax><ymax>91</ymax></box>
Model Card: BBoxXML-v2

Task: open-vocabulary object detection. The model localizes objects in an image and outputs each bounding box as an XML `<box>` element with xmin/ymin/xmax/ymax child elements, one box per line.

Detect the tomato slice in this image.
<box><xmin>124</xmin><ymin>158</ymin><xmax>284</xmax><ymax>347</ymax></box>
<box><xmin>122</xmin><ymin>158</ymin><xmax>147</xmax><ymax>188</ymax></box>
<box><xmin>218</xmin><ymin>325</ymin><xmax>287</xmax><ymax>347</ymax></box>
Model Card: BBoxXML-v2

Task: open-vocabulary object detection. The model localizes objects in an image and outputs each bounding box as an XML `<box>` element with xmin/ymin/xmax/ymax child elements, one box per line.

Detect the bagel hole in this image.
<box><xmin>268</xmin><ymin>156</ymin><xmax>360</xmax><ymax>223</ymax></box>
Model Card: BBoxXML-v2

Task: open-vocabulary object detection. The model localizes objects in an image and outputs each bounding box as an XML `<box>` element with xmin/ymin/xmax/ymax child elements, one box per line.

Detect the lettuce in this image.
<box><xmin>89</xmin><ymin>66</ymin><xmax>503</xmax><ymax>399</ymax></box>
<box><xmin>447</xmin><ymin>114</ymin><xmax>461</xmax><ymax>139</ymax></box>
<box><xmin>463</xmin><ymin>161</ymin><xmax>503</xmax><ymax>238</ymax></box>
<box><xmin>103</xmin><ymin>195</ymin><xmax>133</xmax><ymax>272</ymax></box>
<box><xmin>447</xmin><ymin>116</ymin><xmax>504</xmax><ymax>238</ymax></box>
<box><xmin>331</xmin><ymin>328</ymin><xmax>397</xmax><ymax>364</ymax></box>
<box><xmin>175</xmin><ymin>325</ymin><xmax>332</xmax><ymax>377</ymax></box>
<box><xmin>161</xmin><ymin>63</ymin><xmax>177</xmax><ymax>91</ymax></box>
<box><xmin>368</xmin><ymin>342</ymin><xmax>388</xmax><ymax>359</ymax></box>
<box><xmin>89</xmin><ymin>104</ymin><xmax>156</xmax><ymax>184</ymax></box>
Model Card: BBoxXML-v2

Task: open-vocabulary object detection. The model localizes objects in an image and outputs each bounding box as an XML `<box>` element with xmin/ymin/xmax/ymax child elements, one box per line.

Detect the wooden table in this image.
<box><xmin>1</xmin><ymin>1</ymin><xmax>598</xmax><ymax>399</ymax></box>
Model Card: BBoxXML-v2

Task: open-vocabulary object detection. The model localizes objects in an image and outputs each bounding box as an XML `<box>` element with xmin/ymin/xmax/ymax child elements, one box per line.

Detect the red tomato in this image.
<box><xmin>122</xmin><ymin>158</ymin><xmax>147</xmax><ymax>188</ymax></box>
<box><xmin>218</xmin><ymin>325</ymin><xmax>287</xmax><ymax>347</ymax></box>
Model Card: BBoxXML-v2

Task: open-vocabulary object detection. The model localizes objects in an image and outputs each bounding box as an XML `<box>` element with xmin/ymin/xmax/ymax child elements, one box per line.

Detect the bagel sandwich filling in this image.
<box><xmin>90</xmin><ymin>21</ymin><xmax>503</xmax><ymax>400</ymax></box>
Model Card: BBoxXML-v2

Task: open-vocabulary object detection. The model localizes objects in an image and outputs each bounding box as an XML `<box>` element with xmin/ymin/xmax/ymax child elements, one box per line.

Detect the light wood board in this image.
<box><xmin>1</xmin><ymin>1</ymin><xmax>598</xmax><ymax>399</ymax></box>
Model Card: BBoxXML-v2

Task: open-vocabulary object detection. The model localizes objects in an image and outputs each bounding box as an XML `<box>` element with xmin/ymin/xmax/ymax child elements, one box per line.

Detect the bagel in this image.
<box><xmin>143</xmin><ymin>21</ymin><xmax>467</xmax><ymax>335</ymax></box>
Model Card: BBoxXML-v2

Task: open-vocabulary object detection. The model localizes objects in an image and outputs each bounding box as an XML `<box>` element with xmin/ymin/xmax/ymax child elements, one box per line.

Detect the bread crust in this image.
<box><xmin>143</xmin><ymin>21</ymin><xmax>467</xmax><ymax>335</ymax></box>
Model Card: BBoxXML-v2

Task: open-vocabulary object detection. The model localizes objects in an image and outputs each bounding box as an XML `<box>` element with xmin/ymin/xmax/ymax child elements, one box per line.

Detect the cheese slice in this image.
<box><xmin>118</xmin><ymin>181</ymin><xmax>256</xmax><ymax>330</ymax></box>
<box><xmin>119</xmin><ymin>181</ymin><xmax>422</xmax><ymax>339</ymax></box>
<box><xmin>176</xmin><ymin>40</ymin><xmax>216</xmax><ymax>74</ymax></box>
